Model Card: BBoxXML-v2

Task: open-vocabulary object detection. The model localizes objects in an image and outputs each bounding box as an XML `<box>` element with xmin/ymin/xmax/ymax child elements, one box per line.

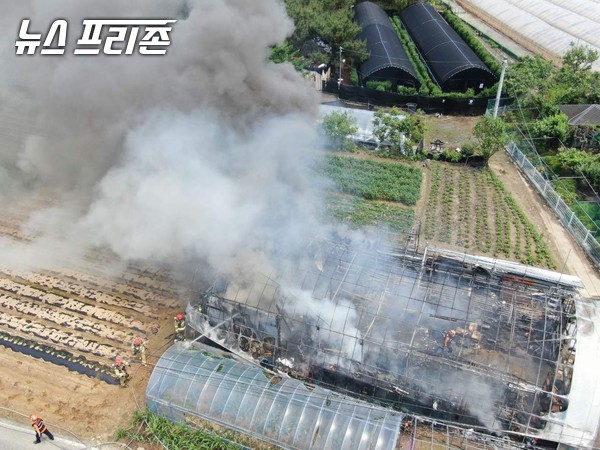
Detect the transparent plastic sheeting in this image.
<box><xmin>147</xmin><ymin>345</ymin><xmax>403</xmax><ymax>450</ymax></box>
<box><xmin>457</xmin><ymin>0</ymin><xmax>600</xmax><ymax>71</ymax></box>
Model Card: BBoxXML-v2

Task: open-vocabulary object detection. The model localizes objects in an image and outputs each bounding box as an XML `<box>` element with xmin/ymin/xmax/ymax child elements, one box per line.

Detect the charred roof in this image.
<box><xmin>184</xmin><ymin>238</ymin><xmax>598</xmax><ymax>446</ymax></box>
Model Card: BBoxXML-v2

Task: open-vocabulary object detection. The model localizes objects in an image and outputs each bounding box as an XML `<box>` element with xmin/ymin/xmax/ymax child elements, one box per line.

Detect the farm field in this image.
<box><xmin>321</xmin><ymin>153</ymin><xmax>420</xmax><ymax>236</ymax></box>
<box><xmin>422</xmin><ymin>161</ymin><xmax>556</xmax><ymax>268</ymax></box>
<box><xmin>322</xmin><ymin>151</ymin><xmax>557</xmax><ymax>270</ymax></box>
<box><xmin>0</xmin><ymin>195</ymin><xmax>182</xmax><ymax>443</ymax></box>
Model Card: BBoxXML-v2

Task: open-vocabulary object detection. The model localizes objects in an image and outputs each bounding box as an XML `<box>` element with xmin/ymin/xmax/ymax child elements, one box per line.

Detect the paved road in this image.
<box><xmin>0</xmin><ymin>418</ymin><xmax>123</xmax><ymax>450</ymax></box>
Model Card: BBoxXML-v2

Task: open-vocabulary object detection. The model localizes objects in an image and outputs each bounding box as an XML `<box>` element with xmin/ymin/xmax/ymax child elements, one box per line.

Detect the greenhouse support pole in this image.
<box><xmin>493</xmin><ymin>58</ymin><xmax>508</xmax><ymax>119</ymax></box>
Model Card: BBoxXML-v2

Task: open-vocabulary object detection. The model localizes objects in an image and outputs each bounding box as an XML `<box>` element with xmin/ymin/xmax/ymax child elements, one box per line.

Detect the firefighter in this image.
<box><xmin>113</xmin><ymin>358</ymin><xmax>130</xmax><ymax>387</ymax></box>
<box><xmin>30</xmin><ymin>414</ymin><xmax>54</xmax><ymax>444</ymax></box>
<box><xmin>443</xmin><ymin>329</ymin><xmax>457</xmax><ymax>353</ymax></box>
<box><xmin>131</xmin><ymin>336</ymin><xmax>147</xmax><ymax>366</ymax></box>
<box><xmin>174</xmin><ymin>313</ymin><xmax>186</xmax><ymax>341</ymax></box>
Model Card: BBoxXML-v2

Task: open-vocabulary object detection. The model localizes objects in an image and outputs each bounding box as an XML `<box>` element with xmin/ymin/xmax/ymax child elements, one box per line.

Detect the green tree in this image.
<box><xmin>402</xmin><ymin>109</ymin><xmax>427</xmax><ymax>150</ymax></box>
<box><xmin>530</xmin><ymin>112</ymin><xmax>571</xmax><ymax>143</ymax></box>
<box><xmin>557</xmin><ymin>148</ymin><xmax>600</xmax><ymax>191</ymax></box>
<box><xmin>554</xmin><ymin>44</ymin><xmax>600</xmax><ymax>104</ymax></box>
<box><xmin>562</xmin><ymin>43</ymin><xmax>599</xmax><ymax>73</ymax></box>
<box><xmin>373</xmin><ymin>107</ymin><xmax>405</xmax><ymax>153</ymax></box>
<box><xmin>270</xmin><ymin>42</ymin><xmax>298</xmax><ymax>64</ymax></box>
<box><xmin>372</xmin><ymin>107</ymin><xmax>426</xmax><ymax>154</ymax></box>
<box><xmin>283</xmin><ymin>0</ymin><xmax>368</xmax><ymax>66</ymax></box>
<box><xmin>473</xmin><ymin>115</ymin><xmax>510</xmax><ymax>165</ymax></box>
<box><xmin>321</xmin><ymin>111</ymin><xmax>358</xmax><ymax>150</ymax></box>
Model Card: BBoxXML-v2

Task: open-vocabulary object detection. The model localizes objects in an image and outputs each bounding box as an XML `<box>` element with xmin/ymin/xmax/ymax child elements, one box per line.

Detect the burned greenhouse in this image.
<box><xmin>181</xmin><ymin>239</ymin><xmax>600</xmax><ymax>448</ymax></box>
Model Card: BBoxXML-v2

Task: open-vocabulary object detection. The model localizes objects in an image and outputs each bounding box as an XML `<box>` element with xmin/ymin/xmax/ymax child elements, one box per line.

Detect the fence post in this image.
<box><xmin>568</xmin><ymin>211</ymin><xmax>575</xmax><ymax>226</ymax></box>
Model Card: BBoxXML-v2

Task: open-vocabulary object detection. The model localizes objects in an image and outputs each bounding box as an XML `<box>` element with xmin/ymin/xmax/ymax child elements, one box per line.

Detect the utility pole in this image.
<box><xmin>338</xmin><ymin>46</ymin><xmax>344</xmax><ymax>89</ymax></box>
<box><xmin>493</xmin><ymin>58</ymin><xmax>508</xmax><ymax>119</ymax></box>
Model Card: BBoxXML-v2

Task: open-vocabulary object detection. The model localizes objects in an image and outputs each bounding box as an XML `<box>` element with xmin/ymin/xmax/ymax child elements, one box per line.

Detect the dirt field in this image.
<box><xmin>0</xmin><ymin>196</ymin><xmax>184</xmax><ymax>446</ymax></box>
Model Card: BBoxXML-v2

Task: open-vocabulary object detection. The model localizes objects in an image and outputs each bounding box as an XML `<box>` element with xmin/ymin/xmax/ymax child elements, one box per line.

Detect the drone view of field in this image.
<box><xmin>1</xmin><ymin>0</ymin><xmax>599</xmax><ymax>448</ymax></box>
<box><xmin>0</xmin><ymin>112</ymin><xmax>597</xmax><ymax>447</ymax></box>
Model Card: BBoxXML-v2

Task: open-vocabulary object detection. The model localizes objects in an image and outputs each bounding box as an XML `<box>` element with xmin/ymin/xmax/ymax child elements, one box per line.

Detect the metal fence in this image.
<box><xmin>506</xmin><ymin>142</ymin><xmax>600</xmax><ymax>268</ymax></box>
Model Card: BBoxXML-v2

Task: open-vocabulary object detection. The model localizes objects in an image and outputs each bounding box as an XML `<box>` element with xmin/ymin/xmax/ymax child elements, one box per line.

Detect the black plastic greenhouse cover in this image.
<box><xmin>354</xmin><ymin>2</ymin><xmax>420</xmax><ymax>88</ymax></box>
<box><xmin>147</xmin><ymin>344</ymin><xmax>404</xmax><ymax>450</ymax></box>
<box><xmin>400</xmin><ymin>2</ymin><xmax>495</xmax><ymax>92</ymax></box>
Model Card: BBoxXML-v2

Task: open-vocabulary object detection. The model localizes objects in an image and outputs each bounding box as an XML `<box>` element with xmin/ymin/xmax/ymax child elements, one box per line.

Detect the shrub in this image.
<box><xmin>366</xmin><ymin>80</ymin><xmax>392</xmax><ymax>91</ymax></box>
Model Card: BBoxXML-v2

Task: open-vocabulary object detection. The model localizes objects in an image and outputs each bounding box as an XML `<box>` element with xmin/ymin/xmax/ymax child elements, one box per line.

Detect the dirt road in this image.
<box><xmin>489</xmin><ymin>151</ymin><xmax>600</xmax><ymax>298</ymax></box>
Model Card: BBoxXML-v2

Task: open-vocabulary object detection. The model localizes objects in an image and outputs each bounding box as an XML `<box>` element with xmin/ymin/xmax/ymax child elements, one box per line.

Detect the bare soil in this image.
<box><xmin>0</xmin><ymin>196</ymin><xmax>183</xmax><ymax>446</ymax></box>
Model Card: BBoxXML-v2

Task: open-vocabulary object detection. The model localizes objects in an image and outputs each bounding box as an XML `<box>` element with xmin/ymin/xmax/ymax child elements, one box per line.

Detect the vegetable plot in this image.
<box><xmin>423</xmin><ymin>162</ymin><xmax>556</xmax><ymax>269</ymax></box>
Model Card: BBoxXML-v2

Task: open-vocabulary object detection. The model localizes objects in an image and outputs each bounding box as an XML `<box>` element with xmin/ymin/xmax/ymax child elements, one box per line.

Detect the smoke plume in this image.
<box><xmin>0</xmin><ymin>0</ymin><xmax>322</xmax><ymax>277</ymax></box>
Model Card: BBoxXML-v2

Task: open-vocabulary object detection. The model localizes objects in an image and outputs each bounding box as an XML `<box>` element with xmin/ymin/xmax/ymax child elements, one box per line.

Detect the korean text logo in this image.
<box><xmin>15</xmin><ymin>19</ymin><xmax>177</xmax><ymax>56</ymax></box>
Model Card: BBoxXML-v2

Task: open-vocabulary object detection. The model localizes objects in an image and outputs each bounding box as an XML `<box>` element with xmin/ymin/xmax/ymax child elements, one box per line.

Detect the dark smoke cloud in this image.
<box><xmin>0</xmin><ymin>0</ymin><xmax>322</xmax><ymax>276</ymax></box>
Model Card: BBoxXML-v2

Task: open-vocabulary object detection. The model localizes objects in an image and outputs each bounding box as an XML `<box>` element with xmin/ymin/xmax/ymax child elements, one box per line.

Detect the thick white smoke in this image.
<box><xmin>0</xmin><ymin>0</ymin><xmax>322</xmax><ymax>277</ymax></box>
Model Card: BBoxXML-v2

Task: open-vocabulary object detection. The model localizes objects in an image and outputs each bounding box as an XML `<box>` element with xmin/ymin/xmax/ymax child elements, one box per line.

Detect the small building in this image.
<box><xmin>400</xmin><ymin>2</ymin><xmax>496</xmax><ymax>92</ymax></box>
<box><xmin>354</xmin><ymin>2</ymin><xmax>420</xmax><ymax>90</ymax></box>
<box><xmin>558</xmin><ymin>104</ymin><xmax>600</xmax><ymax>150</ymax></box>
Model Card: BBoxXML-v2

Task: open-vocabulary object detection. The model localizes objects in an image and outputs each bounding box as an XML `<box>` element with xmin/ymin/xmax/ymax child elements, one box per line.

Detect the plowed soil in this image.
<box><xmin>0</xmin><ymin>196</ymin><xmax>183</xmax><ymax>445</ymax></box>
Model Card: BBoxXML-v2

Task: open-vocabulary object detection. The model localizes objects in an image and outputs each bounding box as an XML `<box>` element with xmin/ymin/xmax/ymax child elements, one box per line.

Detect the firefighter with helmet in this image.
<box><xmin>113</xmin><ymin>358</ymin><xmax>130</xmax><ymax>387</ymax></box>
<box><xmin>30</xmin><ymin>414</ymin><xmax>54</xmax><ymax>444</ymax></box>
<box><xmin>131</xmin><ymin>336</ymin><xmax>147</xmax><ymax>366</ymax></box>
<box><xmin>174</xmin><ymin>313</ymin><xmax>186</xmax><ymax>341</ymax></box>
<box><xmin>443</xmin><ymin>329</ymin><xmax>457</xmax><ymax>353</ymax></box>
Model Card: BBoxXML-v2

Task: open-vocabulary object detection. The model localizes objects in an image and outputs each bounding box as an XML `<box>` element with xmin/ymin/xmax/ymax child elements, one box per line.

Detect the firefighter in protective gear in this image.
<box><xmin>131</xmin><ymin>336</ymin><xmax>147</xmax><ymax>366</ymax></box>
<box><xmin>30</xmin><ymin>414</ymin><xmax>54</xmax><ymax>444</ymax></box>
<box><xmin>174</xmin><ymin>313</ymin><xmax>186</xmax><ymax>341</ymax></box>
<box><xmin>113</xmin><ymin>358</ymin><xmax>130</xmax><ymax>387</ymax></box>
<box><xmin>443</xmin><ymin>330</ymin><xmax>457</xmax><ymax>353</ymax></box>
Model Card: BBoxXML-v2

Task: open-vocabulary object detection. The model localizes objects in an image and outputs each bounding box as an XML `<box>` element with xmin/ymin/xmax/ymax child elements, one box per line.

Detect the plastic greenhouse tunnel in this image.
<box><xmin>147</xmin><ymin>343</ymin><xmax>404</xmax><ymax>450</ymax></box>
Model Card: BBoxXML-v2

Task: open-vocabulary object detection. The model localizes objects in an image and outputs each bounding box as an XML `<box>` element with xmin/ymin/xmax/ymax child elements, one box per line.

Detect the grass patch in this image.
<box><xmin>325</xmin><ymin>193</ymin><xmax>415</xmax><ymax>231</ymax></box>
<box><xmin>322</xmin><ymin>154</ymin><xmax>422</xmax><ymax>206</ymax></box>
<box><xmin>116</xmin><ymin>409</ymin><xmax>276</xmax><ymax>450</ymax></box>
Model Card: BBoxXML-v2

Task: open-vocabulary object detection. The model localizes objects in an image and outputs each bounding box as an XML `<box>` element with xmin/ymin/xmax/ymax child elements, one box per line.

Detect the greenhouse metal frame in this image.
<box><xmin>181</xmin><ymin>238</ymin><xmax>600</xmax><ymax>448</ymax></box>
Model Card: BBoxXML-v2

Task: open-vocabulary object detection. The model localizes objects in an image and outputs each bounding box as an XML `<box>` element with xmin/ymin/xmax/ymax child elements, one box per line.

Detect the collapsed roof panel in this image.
<box><xmin>184</xmin><ymin>238</ymin><xmax>599</xmax><ymax>447</ymax></box>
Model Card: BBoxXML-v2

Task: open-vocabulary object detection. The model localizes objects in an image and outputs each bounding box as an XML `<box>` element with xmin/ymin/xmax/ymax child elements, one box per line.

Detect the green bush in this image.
<box><xmin>366</xmin><ymin>80</ymin><xmax>392</xmax><ymax>91</ymax></box>
<box><xmin>551</xmin><ymin>178</ymin><xmax>578</xmax><ymax>206</ymax></box>
<box><xmin>397</xmin><ymin>85</ymin><xmax>418</xmax><ymax>95</ymax></box>
<box><xmin>442</xmin><ymin>149</ymin><xmax>463</xmax><ymax>163</ymax></box>
<box><xmin>390</xmin><ymin>16</ymin><xmax>440</xmax><ymax>94</ymax></box>
<box><xmin>441</xmin><ymin>10</ymin><xmax>501</xmax><ymax>76</ymax></box>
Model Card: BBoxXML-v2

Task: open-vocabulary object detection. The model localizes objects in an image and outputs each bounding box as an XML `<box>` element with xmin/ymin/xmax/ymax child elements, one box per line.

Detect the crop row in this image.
<box><xmin>323</xmin><ymin>155</ymin><xmax>422</xmax><ymax>206</ymax></box>
<box><xmin>423</xmin><ymin>162</ymin><xmax>556</xmax><ymax>268</ymax></box>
